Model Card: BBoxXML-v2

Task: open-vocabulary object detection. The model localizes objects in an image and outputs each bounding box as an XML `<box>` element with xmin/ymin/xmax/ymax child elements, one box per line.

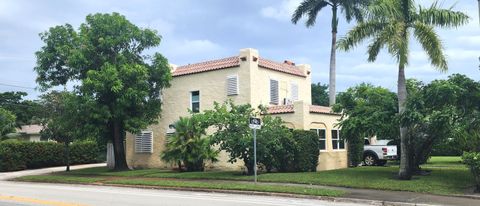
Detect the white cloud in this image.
<box><xmin>260</xmin><ymin>0</ymin><xmax>302</xmax><ymax>21</ymax></box>
<box><xmin>456</xmin><ymin>35</ymin><xmax>480</xmax><ymax>45</ymax></box>
<box><xmin>446</xmin><ymin>49</ymin><xmax>480</xmax><ymax>60</ymax></box>
<box><xmin>162</xmin><ymin>39</ymin><xmax>225</xmax><ymax>63</ymax></box>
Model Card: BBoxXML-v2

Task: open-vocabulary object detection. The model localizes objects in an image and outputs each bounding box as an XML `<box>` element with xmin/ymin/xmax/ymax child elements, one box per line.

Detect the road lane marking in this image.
<box><xmin>0</xmin><ymin>195</ymin><xmax>89</xmax><ymax>206</ymax></box>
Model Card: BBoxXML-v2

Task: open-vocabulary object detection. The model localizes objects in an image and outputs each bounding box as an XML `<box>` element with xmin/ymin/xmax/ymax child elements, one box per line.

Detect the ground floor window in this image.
<box><xmin>310</xmin><ymin>128</ymin><xmax>326</xmax><ymax>150</ymax></box>
<box><xmin>332</xmin><ymin>129</ymin><xmax>345</xmax><ymax>150</ymax></box>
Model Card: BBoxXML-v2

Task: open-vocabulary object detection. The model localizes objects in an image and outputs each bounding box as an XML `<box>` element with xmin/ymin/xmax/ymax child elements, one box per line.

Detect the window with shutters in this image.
<box><xmin>270</xmin><ymin>79</ymin><xmax>279</xmax><ymax>105</ymax></box>
<box><xmin>191</xmin><ymin>91</ymin><xmax>200</xmax><ymax>113</ymax></box>
<box><xmin>227</xmin><ymin>75</ymin><xmax>239</xmax><ymax>96</ymax></box>
<box><xmin>135</xmin><ymin>131</ymin><xmax>153</xmax><ymax>153</ymax></box>
<box><xmin>291</xmin><ymin>82</ymin><xmax>299</xmax><ymax>101</ymax></box>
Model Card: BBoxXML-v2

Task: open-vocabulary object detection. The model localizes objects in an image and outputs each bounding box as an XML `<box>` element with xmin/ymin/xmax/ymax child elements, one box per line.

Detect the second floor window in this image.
<box><xmin>191</xmin><ymin>91</ymin><xmax>200</xmax><ymax>113</ymax></box>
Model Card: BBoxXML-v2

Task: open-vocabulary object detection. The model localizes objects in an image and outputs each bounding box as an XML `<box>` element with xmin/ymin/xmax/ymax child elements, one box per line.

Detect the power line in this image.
<box><xmin>0</xmin><ymin>82</ymin><xmax>36</xmax><ymax>90</ymax></box>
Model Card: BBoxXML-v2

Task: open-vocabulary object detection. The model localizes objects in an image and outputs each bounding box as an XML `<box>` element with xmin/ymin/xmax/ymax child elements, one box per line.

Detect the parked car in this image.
<box><xmin>363</xmin><ymin>139</ymin><xmax>398</xmax><ymax>166</ymax></box>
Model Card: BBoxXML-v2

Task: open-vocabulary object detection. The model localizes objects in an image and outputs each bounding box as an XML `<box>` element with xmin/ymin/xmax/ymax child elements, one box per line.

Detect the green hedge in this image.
<box><xmin>0</xmin><ymin>141</ymin><xmax>102</xmax><ymax>172</ymax></box>
<box><xmin>291</xmin><ymin>130</ymin><xmax>320</xmax><ymax>172</ymax></box>
<box><xmin>462</xmin><ymin>152</ymin><xmax>480</xmax><ymax>192</ymax></box>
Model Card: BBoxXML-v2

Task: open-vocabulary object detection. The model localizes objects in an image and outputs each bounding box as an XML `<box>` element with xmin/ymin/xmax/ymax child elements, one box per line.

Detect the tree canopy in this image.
<box><xmin>311</xmin><ymin>82</ymin><xmax>329</xmax><ymax>106</ymax></box>
<box><xmin>0</xmin><ymin>92</ymin><xmax>43</xmax><ymax>126</ymax></box>
<box><xmin>34</xmin><ymin>12</ymin><xmax>172</xmax><ymax>170</ymax></box>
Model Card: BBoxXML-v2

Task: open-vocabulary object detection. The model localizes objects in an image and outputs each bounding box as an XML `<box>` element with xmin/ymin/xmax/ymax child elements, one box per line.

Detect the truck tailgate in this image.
<box><xmin>387</xmin><ymin>146</ymin><xmax>397</xmax><ymax>156</ymax></box>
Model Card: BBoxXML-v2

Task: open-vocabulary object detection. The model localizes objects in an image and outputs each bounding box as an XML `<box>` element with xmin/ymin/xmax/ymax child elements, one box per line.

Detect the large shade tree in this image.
<box><xmin>34</xmin><ymin>13</ymin><xmax>172</xmax><ymax>170</ymax></box>
<box><xmin>292</xmin><ymin>0</ymin><xmax>368</xmax><ymax>105</ymax></box>
<box><xmin>338</xmin><ymin>0</ymin><xmax>469</xmax><ymax>179</ymax></box>
<box><xmin>333</xmin><ymin>83</ymin><xmax>398</xmax><ymax>167</ymax></box>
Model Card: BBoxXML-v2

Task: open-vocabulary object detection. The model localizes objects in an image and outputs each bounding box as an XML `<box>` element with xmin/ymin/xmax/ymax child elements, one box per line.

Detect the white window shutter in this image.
<box><xmin>270</xmin><ymin>79</ymin><xmax>279</xmax><ymax>105</ymax></box>
<box><xmin>291</xmin><ymin>83</ymin><xmax>298</xmax><ymax>101</ymax></box>
<box><xmin>227</xmin><ymin>75</ymin><xmax>239</xmax><ymax>96</ymax></box>
<box><xmin>135</xmin><ymin>131</ymin><xmax>153</xmax><ymax>153</ymax></box>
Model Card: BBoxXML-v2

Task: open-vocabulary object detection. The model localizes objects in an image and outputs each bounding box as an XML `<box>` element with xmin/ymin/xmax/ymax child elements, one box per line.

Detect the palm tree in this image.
<box><xmin>338</xmin><ymin>0</ymin><xmax>469</xmax><ymax>180</ymax></box>
<box><xmin>161</xmin><ymin>114</ymin><xmax>218</xmax><ymax>172</ymax></box>
<box><xmin>292</xmin><ymin>0</ymin><xmax>368</xmax><ymax>106</ymax></box>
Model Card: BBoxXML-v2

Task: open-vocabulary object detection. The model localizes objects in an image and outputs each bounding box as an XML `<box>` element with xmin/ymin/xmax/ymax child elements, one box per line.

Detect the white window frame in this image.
<box><xmin>269</xmin><ymin>78</ymin><xmax>279</xmax><ymax>105</ymax></box>
<box><xmin>190</xmin><ymin>90</ymin><xmax>200</xmax><ymax>113</ymax></box>
<box><xmin>226</xmin><ymin>75</ymin><xmax>239</xmax><ymax>96</ymax></box>
<box><xmin>290</xmin><ymin>82</ymin><xmax>299</xmax><ymax>101</ymax></box>
<box><xmin>311</xmin><ymin>128</ymin><xmax>327</xmax><ymax>151</ymax></box>
<box><xmin>331</xmin><ymin>129</ymin><xmax>345</xmax><ymax>150</ymax></box>
<box><xmin>135</xmin><ymin>131</ymin><xmax>153</xmax><ymax>153</ymax></box>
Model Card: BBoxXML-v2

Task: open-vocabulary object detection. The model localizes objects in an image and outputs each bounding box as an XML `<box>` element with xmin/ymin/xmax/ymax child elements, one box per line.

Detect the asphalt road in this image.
<box><xmin>0</xmin><ymin>181</ymin><xmax>368</xmax><ymax>206</ymax></box>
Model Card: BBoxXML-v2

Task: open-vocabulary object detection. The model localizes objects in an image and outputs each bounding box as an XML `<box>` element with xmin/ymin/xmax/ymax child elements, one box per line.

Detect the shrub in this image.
<box><xmin>347</xmin><ymin>136</ymin><xmax>364</xmax><ymax>167</ymax></box>
<box><xmin>291</xmin><ymin>130</ymin><xmax>320</xmax><ymax>172</ymax></box>
<box><xmin>0</xmin><ymin>141</ymin><xmax>101</xmax><ymax>172</ymax></box>
<box><xmin>462</xmin><ymin>152</ymin><xmax>480</xmax><ymax>192</ymax></box>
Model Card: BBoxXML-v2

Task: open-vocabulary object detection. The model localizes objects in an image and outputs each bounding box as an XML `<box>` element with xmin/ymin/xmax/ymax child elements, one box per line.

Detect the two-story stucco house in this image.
<box><xmin>125</xmin><ymin>48</ymin><xmax>347</xmax><ymax>171</ymax></box>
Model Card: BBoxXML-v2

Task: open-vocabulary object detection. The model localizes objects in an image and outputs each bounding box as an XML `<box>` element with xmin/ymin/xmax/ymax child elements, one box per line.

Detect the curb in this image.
<box><xmin>99</xmin><ymin>183</ymin><xmax>441</xmax><ymax>206</ymax></box>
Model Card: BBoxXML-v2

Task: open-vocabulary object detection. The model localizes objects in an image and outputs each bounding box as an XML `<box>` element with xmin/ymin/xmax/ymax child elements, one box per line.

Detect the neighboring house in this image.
<box><xmin>126</xmin><ymin>48</ymin><xmax>347</xmax><ymax>171</ymax></box>
<box><xmin>7</xmin><ymin>124</ymin><xmax>44</xmax><ymax>142</ymax></box>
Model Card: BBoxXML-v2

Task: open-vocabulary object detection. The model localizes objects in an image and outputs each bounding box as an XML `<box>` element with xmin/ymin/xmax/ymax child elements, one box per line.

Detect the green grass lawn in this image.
<box><xmin>15</xmin><ymin>156</ymin><xmax>473</xmax><ymax>196</ymax></box>
<box><xmin>106</xmin><ymin>179</ymin><xmax>344</xmax><ymax>197</ymax></box>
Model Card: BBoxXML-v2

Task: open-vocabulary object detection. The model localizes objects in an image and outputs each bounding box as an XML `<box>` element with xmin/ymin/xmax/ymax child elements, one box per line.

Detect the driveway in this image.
<box><xmin>0</xmin><ymin>163</ymin><xmax>106</xmax><ymax>181</ymax></box>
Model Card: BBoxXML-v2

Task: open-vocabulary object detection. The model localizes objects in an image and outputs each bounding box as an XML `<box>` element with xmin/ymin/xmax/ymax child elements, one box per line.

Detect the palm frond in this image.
<box><xmin>291</xmin><ymin>0</ymin><xmax>330</xmax><ymax>27</ymax></box>
<box><xmin>340</xmin><ymin>0</ymin><xmax>370</xmax><ymax>22</ymax></box>
<box><xmin>417</xmin><ymin>1</ymin><xmax>469</xmax><ymax>28</ymax></box>
<box><xmin>337</xmin><ymin>21</ymin><xmax>386</xmax><ymax>51</ymax></box>
<box><xmin>413</xmin><ymin>22</ymin><xmax>448</xmax><ymax>71</ymax></box>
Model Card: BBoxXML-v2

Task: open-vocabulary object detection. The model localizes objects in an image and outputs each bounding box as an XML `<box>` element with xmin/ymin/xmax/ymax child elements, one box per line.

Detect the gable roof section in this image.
<box><xmin>172</xmin><ymin>56</ymin><xmax>307</xmax><ymax>77</ymax></box>
<box><xmin>172</xmin><ymin>56</ymin><xmax>240</xmax><ymax>77</ymax></box>
<box><xmin>258</xmin><ymin>58</ymin><xmax>306</xmax><ymax>77</ymax></box>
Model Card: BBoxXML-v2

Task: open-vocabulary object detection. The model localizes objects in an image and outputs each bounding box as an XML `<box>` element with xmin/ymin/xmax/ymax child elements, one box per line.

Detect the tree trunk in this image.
<box><xmin>398</xmin><ymin>64</ymin><xmax>412</xmax><ymax>180</ymax></box>
<box><xmin>112</xmin><ymin>120</ymin><xmax>129</xmax><ymax>171</ymax></box>
<box><xmin>328</xmin><ymin>6</ymin><xmax>338</xmax><ymax>106</ymax></box>
<box><xmin>65</xmin><ymin>142</ymin><xmax>70</xmax><ymax>172</ymax></box>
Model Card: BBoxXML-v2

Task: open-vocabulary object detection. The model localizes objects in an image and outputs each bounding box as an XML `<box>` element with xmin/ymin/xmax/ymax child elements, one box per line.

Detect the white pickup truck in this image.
<box><xmin>363</xmin><ymin>139</ymin><xmax>398</xmax><ymax>166</ymax></box>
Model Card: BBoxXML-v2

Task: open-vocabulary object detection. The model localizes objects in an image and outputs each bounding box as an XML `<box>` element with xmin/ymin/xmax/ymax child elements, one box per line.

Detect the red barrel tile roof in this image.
<box><xmin>172</xmin><ymin>56</ymin><xmax>240</xmax><ymax>77</ymax></box>
<box><xmin>309</xmin><ymin>105</ymin><xmax>339</xmax><ymax>115</ymax></box>
<box><xmin>267</xmin><ymin>105</ymin><xmax>294</xmax><ymax>114</ymax></box>
<box><xmin>258</xmin><ymin>58</ymin><xmax>306</xmax><ymax>77</ymax></box>
<box><xmin>172</xmin><ymin>56</ymin><xmax>306</xmax><ymax>77</ymax></box>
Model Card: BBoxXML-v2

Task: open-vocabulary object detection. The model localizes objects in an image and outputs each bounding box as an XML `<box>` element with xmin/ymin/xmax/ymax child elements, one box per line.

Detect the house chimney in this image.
<box><xmin>284</xmin><ymin>60</ymin><xmax>295</xmax><ymax>66</ymax></box>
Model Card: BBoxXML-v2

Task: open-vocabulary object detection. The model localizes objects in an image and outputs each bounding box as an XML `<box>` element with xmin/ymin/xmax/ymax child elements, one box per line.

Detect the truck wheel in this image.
<box><xmin>364</xmin><ymin>154</ymin><xmax>377</xmax><ymax>166</ymax></box>
<box><xmin>377</xmin><ymin>160</ymin><xmax>387</xmax><ymax>166</ymax></box>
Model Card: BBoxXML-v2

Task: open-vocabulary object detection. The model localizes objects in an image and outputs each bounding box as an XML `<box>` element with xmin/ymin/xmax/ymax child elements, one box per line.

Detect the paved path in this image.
<box><xmin>0</xmin><ymin>181</ymin><xmax>364</xmax><ymax>206</ymax></box>
<box><xmin>0</xmin><ymin>163</ymin><xmax>106</xmax><ymax>180</ymax></box>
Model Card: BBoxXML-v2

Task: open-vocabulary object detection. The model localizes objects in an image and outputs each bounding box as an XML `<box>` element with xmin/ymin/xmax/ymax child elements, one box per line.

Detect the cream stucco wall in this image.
<box><xmin>126</xmin><ymin>48</ymin><xmax>347</xmax><ymax>171</ymax></box>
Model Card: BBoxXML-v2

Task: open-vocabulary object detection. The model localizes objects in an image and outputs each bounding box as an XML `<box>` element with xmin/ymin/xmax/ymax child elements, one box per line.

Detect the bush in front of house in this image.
<box><xmin>291</xmin><ymin>130</ymin><xmax>320</xmax><ymax>172</ymax></box>
<box><xmin>0</xmin><ymin>140</ymin><xmax>101</xmax><ymax>172</ymax></box>
<box><xmin>462</xmin><ymin>152</ymin><xmax>480</xmax><ymax>192</ymax></box>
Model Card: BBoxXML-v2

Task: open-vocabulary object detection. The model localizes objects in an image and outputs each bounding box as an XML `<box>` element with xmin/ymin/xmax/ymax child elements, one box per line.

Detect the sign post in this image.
<box><xmin>249</xmin><ymin>117</ymin><xmax>261</xmax><ymax>183</ymax></box>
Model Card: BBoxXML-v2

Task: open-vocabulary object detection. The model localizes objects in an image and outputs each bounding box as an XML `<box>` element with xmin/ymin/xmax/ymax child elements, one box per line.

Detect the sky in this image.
<box><xmin>0</xmin><ymin>0</ymin><xmax>479</xmax><ymax>99</ymax></box>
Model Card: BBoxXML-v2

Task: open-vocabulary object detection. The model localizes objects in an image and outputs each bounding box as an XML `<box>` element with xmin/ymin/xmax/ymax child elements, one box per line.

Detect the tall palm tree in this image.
<box><xmin>292</xmin><ymin>0</ymin><xmax>368</xmax><ymax>106</ymax></box>
<box><xmin>338</xmin><ymin>0</ymin><xmax>469</xmax><ymax>180</ymax></box>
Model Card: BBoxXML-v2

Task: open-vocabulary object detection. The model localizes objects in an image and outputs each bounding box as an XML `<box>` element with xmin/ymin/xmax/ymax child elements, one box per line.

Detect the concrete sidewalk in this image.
<box><xmin>0</xmin><ymin>163</ymin><xmax>106</xmax><ymax>180</ymax></box>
